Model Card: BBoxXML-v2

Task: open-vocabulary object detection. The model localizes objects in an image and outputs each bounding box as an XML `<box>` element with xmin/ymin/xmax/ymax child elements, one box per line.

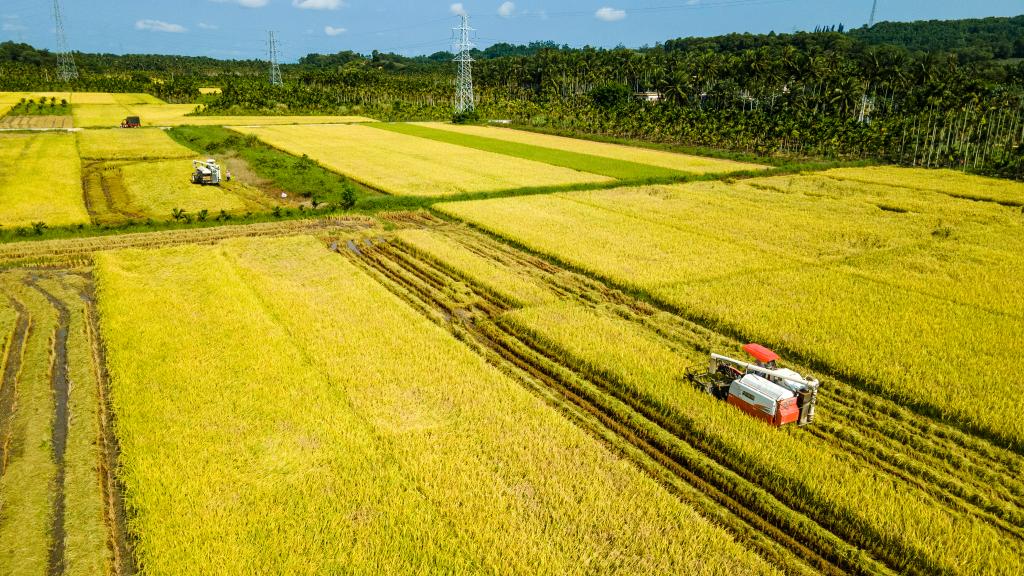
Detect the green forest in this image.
<box><xmin>2</xmin><ymin>14</ymin><xmax>1022</xmax><ymax>178</ymax></box>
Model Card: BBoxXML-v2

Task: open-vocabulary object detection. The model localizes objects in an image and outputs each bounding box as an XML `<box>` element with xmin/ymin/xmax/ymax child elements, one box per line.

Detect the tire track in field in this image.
<box><xmin>76</xmin><ymin>277</ymin><xmax>137</xmax><ymax>576</ymax></box>
<box><xmin>435</xmin><ymin>220</ymin><xmax>1024</xmax><ymax>522</ymax></box>
<box><xmin>0</xmin><ymin>297</ymin><xmax>29</xmax><ymax>477</ymax></box>
<box><xmin>342</xmin><ymin>239</ymin><xmax>871</xmax><ymax>576</ymax></box>
<box><xmin>361</xmin><ymin>222</ymin><xmax>1024</xmax><ymax>573</ymax></box>
<box><xmin>26</xmin><ymin>279</ymin><xmax>71</xmax><ymax>576</ymax></box>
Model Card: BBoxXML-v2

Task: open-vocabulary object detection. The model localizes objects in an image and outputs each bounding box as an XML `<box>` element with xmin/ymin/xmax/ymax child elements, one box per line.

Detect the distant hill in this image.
<box><xmin>849</xmin><ymin>15</ymin><xmax>1024</xmax><ymax>60</ymax></box>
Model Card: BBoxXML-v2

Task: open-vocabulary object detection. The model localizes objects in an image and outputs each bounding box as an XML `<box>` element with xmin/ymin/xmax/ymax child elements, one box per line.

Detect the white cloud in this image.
<box><xmin>211</xmin><ymin>0</ymin><xmax>269</xmax><ymax>7</ymax></box>
<box><xmin>294</xmin><ymin>0</ymin><xmax>346</xmax><ymax>9</ymax></box>
<box><xmin>450</xmin><ymin>3</ymin><xmax>467</xmax><ymax>16</ymax></box>
<box><xmin>498</xmin><ymin>2</ymin><xmax>515</xmax><ymax>18</ymax></box>
<box><xmin>595</xmin><ymin>7</ymin><xmax>626</xmax><ymax>22</ymax></box>
<box><xmin>324</xmin><ymin>25</ymin><xmax>347</xmax><ymax>36</ymax></box>
<box><xmin>198</xmin><ymin>22</ymin><xmax>219</xmax><ymax>30</ymax></box>
<box><xmin>135</xmin><ymin>19</ymin><xmax>187</xmax><ymax>33</ymax></box>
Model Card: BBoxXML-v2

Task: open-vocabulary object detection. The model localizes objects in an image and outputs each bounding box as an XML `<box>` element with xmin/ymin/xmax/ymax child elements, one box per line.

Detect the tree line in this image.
<box><xmin>2</xmin><ymin>14</ymin><xmax>1022</xmax><ymax>178</ymax></box>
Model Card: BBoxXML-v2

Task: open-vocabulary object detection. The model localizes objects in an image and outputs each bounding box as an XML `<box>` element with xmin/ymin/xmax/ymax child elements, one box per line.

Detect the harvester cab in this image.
<box><xmin>121</xmin><ymin>116</ymin><xmax>141</xmax><ymax>128</ymax></box>
<box><xmin>687</xmin><ymin>344</ymin><xmax>820</xmax><ymax>427</ymax></box>
<box><xmin>191</xmin><ymin>159</ymin><xmax>230</xmax><ymax>186</ymax></box>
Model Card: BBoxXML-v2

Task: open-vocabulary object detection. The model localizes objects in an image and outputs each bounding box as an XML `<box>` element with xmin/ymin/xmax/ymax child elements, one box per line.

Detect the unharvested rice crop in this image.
<box><xmin>72</xmin><ymin>103</ymin><xmax>376</xmax><ymax>128</ymax></box>
<box><xmin>234</xmin><ymin>124</ymin><xmax>613</xmax><ymax>196</ymax></box>
<box><xmin>375</xmin><ymin>123</ymin><xmax>687</xmax><ymax>180</ymax></box>
<box><xmin>113</xmin><ymin>93</ymin><xmax>165</xmax><ymax>105</ymax></box>
<box><xmin>77</xmin><ymin>128</ymin><xmax>194</xmax><ymax>159</ymax></box>
<box><xmin>419</xmin><ymin>122</ymin><xmax>768</xmax><ymax>174</ymax></box>
<box><xmin>0</xmin><ymin>132</ymin><xmax>89</xmax><ymax>227</ymax></box>
<box><xmin>441</xmin><ymin>190</ymin><xmax>771</xmax><ymax>288</ymax></box>
<box><xmin>68</xmin><ymin>92</ymin><xmax>162</xmax><ymax>105</ymax></box>
<box><xmin>501</xmin><ymin>301</ymin><xmax>1024</xmax><ymax>575</ymax></box>
<box><xmin>118</xmin><ymin>159</ymin><xmax>268</xmax><ymax>217</ymax></box>
<box><xmin>437</xmin><ymin>169</ymin><xmax>1024</xmax><ymax>447</ymax></box>
<box><xmin>95</xmin><ymin>235</ymin><xmax>775</xmax><ymax>575</ymax></box>
<box><xmin>198</xmin><ymin>87</ymin><xmax>222</xmax><ymax>95</ymax></box>
<box><xmin>396</xmin><ymin>228</ymin><xmax>556</xmax><ymax>306</ymax></box>
<box><xmin>826</xmin><ymin>166</ymin><xmax>1024</xmax><ymax>205</ymax></box>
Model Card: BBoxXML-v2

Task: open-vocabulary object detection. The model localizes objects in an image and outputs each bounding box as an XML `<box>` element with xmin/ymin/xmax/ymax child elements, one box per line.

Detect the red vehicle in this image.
<box><xmin>687</xmin><ymin>344</ymin><xmax>821</xmax><ymax>427</ymax></box>
<box><xmin>120</xmin><ymin>116</ymin><xmax>141</xmax><ymax>128</ymax></box>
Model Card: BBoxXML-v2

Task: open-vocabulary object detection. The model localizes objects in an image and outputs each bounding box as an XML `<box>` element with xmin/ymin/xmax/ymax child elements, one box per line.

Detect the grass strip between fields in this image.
<box><xmin>370</xmin><ymin>122</ymin><xmax>687</xmax><ymax>181</ymax></box>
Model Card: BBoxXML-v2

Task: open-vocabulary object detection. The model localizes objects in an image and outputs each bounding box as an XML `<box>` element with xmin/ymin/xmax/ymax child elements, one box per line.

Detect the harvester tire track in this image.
<box><xmin>0</xmin><ymin>297</ymin><xmax>29</xmax><ymax>477</ymax></box>
<box><xmin>78</xmin><ymin>279</ymin><xmax>137</xmax><ymax>576</ymax></box>
<box><xmin>343</xmin><ymin>242</ymin><xmax>885</xmax><ymax>576</ymax></box>
<box><xmin>27</xmin><ymin>279</ymin><xmax>71</xmax><ymax>576</ymax></box>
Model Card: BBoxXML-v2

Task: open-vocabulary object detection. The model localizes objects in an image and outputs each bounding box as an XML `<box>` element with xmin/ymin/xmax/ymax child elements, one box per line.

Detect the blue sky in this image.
<box><xmin>1</xmin><ymin>1</ymin><xmax>1021</xmax><ymax>61</ymax></box>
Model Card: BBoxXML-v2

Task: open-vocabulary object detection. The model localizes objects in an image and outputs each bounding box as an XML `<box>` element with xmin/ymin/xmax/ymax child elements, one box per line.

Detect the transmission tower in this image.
<box><xmin>52</xmin><ymin>0</ymin><xmax>78</xmax><ymax>82</ymax></box>
<box><xmin>452</xmin><ymin>14</ymin><xmax>475</xmax><ymax>113</ymax></box>
<box><xmin>268</xmin><ymin>31</ymin><xmax>283</xmax><ymax>86</ymax></box>
<box><xmin>868</xmin><ymin>0</ymin><xmax>878</xmax><ymax>27</ymax></box>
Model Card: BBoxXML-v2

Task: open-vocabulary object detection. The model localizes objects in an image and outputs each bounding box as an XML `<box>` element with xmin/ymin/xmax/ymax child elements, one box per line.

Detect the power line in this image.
<box><xmin>452</xmin><ymin>14</ymin><xmax>475</xmax><ymax>114</ymax></box>
<box><xmin>52</xmin><ymin>0</ymin><xmax>78</xmax><ymax>81</ymax></box>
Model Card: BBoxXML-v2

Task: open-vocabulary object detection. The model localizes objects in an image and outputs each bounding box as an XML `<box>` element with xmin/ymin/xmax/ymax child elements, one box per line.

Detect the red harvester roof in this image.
<box><xmin>743</xmin><ymin>343</ymin><xmax>779</xmax><ymax>363</ymax></box>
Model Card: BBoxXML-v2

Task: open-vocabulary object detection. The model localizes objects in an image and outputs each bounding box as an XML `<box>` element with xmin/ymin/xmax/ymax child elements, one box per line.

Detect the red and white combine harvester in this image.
<box><xmin>687</xmin><ymin>344</ymin><xmax>821</xmax><ymax>427</ymax></box>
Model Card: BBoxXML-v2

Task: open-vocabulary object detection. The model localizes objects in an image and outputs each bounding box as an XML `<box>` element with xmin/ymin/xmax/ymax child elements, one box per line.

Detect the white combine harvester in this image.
<box><xmin>687</xmin><ymin>344</ymin><xmax>821</xmax><ymax>427</ymax></box>
<box><xmin>190</xmin><ymin>159</ymin><xmax>230</xmax><ymax>186</ymax></box>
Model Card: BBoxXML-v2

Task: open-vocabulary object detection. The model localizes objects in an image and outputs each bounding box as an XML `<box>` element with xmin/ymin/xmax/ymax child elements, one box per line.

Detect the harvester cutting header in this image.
<box><xmin>688</xmin><ymin>344</ymin><xmax>821</xmax><ymax>427</ymax></box>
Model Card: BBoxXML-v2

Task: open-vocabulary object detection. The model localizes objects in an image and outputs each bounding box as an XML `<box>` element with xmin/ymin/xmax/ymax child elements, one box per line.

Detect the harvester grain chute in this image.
<box><xmin>687</xmin><ymin>344</ymin><xmax>821</xmax><ymax>427</ymax></box>
<box><xmin>190</xmin><ymin>159</ymin><xmax>231</xmax><ymax>186</ymax></box>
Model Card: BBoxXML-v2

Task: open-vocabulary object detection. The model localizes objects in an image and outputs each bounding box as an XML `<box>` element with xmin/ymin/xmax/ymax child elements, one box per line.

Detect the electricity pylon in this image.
<box><xmin>53</xmin><ymin>0</ymin><xmax>78</xmax><ymax>82</ymax></box>
<box><xmin>452</xmin><ymin>14</ymin><xmax>475</xmax><ymax>113</ymax></box>
<box><xmin>268</xmin><ymin>31</ymin><xmax>283</xmax><ymax>86</ymax></box>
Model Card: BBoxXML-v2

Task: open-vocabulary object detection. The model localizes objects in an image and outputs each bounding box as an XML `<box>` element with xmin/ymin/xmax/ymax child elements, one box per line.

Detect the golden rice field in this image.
<box><xmin>437</xmin><ymin>168</ymin><xmax>1024</xmax><ymax>448</ymax></box>
<box><xmin>0</xmin><ymin>90</ymin><xmax>1021</xmax><ymax>576</ymax></box>
<box><xmin>825</xmin><ymin>165</ymin><xmax>1024</xmax><ymax>205</ymax></box>
<box><xmin>71</xmin><ymin>103</ymin><xmax>376</xmax><ymax>128</ymax></box>
<box><xmin>94</xmin><ymin>236</ymin><xmax>774</xmax><ymax>575</ymax></box>
<box><xmin>0</xmin><ymin>132</ymin><xmax>89</xmax><ymax>227</ymax></box>
<box><xmin>233</xmin><ymin>124</ymin><xmax>614</xmax><ymax>196</ymax></box>
<box><xmin>418</xmin><ymin>122</ymin><xmax>768</xmax><ymax>174</ymax></box>
<box><xmin>77</xmin><ymin>128</ymin><xmax>194</xmax><ymax>160</ymax></box>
